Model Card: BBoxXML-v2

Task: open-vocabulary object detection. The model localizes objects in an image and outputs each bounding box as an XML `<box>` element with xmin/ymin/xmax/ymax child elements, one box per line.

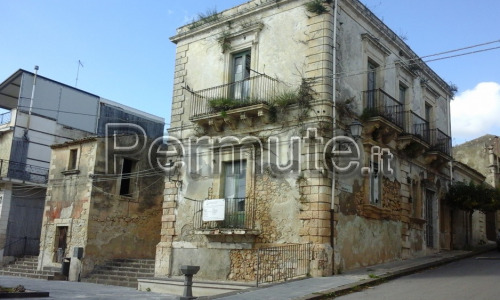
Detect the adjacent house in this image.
<box><xmin>0</xmin><ymin>69</ymin><xmax>164</xmax><ymax>263</ymax></box>
<box><xmin>154</xmin><ymin>0</ymin><xmax>458</xmax><ymax>288</ymax></box>
<box><xmin>453</xmin><ymin>134</ymin><xmax>500</xmax><ymax>240</ymax></box>
<box><xmin>38</xmin><ymin>135</ymin><xmax>164</xmax><ymax>277</ymax></box>
<box><xmin>447</xmin><ymin>161</ymin><xmax>487</xmax><ymax>248</ymax></box>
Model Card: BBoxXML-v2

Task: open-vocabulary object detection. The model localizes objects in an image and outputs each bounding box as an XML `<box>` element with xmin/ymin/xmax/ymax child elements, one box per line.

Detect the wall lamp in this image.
<box><xmin>349</xmin><ymin>120</ymin><xmax>363</xmax><ymax>140</ymax></box>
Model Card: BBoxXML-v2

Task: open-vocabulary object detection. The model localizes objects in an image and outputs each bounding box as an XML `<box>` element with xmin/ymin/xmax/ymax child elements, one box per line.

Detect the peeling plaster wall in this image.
<box><xmin>38</xmin><ymin>140</ymin><xmax>96</xmax><ymax>271</ymax></box>
<box><xmin>39</xmin><ymin>136</ymin><xmax>163</xmax><ymax>276</ymax></box>
<box><xmin>335</xmin><ymin>215</ymin><xmax>401</xmax><ymax>271</ymax></box>
<box><xmin>84</xmin><ymin>136</ymin><xmax>163</xmax><ymax>274</ymax></box>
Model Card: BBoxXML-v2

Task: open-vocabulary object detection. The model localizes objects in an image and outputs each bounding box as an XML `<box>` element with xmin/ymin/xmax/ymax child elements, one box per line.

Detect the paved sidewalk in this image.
<box><xmin>0</xmin><ymin>245</ymin><xmax>494</xmax><ymax>300</ymax></box>
<box><xmin>210</xmin><ymin>244</ymin><xmax>496</xmax><ymax>300</ymax></box>
<box><xmin>0</xmin><ymin>275</ymin><xmax>178</xmax><ymax>299</ymax></box>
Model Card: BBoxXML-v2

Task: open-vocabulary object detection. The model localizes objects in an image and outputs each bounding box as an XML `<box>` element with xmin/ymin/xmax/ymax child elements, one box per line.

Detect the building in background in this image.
<box><xmin>0</xmin><ymin>68</ymin><xmax>164</xmax><ymax>263</ymax></box>
<box><xmin>453</xmin><ymin>134</ymin><xmax>500</xmax><ymax>240</ymax></box>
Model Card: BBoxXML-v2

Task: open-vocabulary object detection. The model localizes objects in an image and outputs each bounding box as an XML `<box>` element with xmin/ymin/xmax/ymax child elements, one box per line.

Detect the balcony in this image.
<box><xmin>424</xmin><ymin>129</ymin><xmax>452</xmax><ymax>168</ymax></box>
<box><xmin>430</xmin><ymin>129</ymin><xmax>451</xmax><ymax>156</ymax></box>
<box><xmin>0</xmin><ymin>159</ymin><xmax>49</xmax><ymax>185</ymax></box>
<box><xmin>189</xmin><ymin>74</ymin><xmax>287</xmax><ymax>131</ymax></box>
<box><xmin>193</xmin><ymin>197</ymin><xmax>258</xmax><ymax>235</ymax></box>
<box><xmin>362</xmin><ymin>89</ymin><xmax>404</xmax><ymax>142</ymax></box>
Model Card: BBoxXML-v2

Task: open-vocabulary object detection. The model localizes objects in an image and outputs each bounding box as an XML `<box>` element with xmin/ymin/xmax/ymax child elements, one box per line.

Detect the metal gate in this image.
<box><xmin>425</xmin><ymin>190</ymin><xmax>434</xmax><ymax>248</ymax></box>
<box><xmin>4</xmin><ymin>188</ymin><xmax>45</xmax><ymax>257</ymax></box>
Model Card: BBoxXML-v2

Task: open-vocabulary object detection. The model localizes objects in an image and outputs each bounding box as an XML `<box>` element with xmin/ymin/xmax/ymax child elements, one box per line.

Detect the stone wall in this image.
<box><xmin>39</xmin><ymin>136</ymin><xmax>163</xmax><ymax>276</ymax></box>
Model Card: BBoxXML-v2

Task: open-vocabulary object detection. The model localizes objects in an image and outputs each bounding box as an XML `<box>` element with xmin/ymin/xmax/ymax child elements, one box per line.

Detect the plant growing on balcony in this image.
<box><xmin>269</xmin><ymin>79</ymin><xmax>315</xmax><ymax>122</ymax></box>
<box><xmin>359</xmin><ymin>107</ymin><xmax>378</xmax><ymax>121</ymax></box>
<box><xmin>208</xmin><ymin>97</ymin><xmax>241</xmax><ymax>112</ymax></box>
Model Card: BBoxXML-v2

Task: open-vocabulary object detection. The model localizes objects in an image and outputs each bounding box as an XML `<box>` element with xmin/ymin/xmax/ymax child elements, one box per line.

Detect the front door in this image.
<box><xmin>425</xmin><ymin>190</ymin><xmax>435</xmax><ymax>248</ymax></box>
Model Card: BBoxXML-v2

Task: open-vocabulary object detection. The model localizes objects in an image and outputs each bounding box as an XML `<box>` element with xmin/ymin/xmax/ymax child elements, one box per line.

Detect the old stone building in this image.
<box><xmin>38</xmin><ymin>135</ymin><xmax>164</xmax><ymax>277</ymax></box>
<box><xmin>154</xmin><ymin>0</ymin><xmax>458</xmax><ymax>289</ymax></box>
<box><xmin>453</xmin><ymin>134</ymin><xmax>500</xmax><ymax>240</ymax></box>
<box><xmin>445</xmin><ymin>161</ymin><xmax>487</xmax><ymax>248</ymax></box>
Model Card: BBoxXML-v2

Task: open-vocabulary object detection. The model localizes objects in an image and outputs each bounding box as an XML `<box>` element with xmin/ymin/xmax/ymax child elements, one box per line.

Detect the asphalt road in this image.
<box><xmin>336</xmin><ymin>250</ymin><xmax>500</xmax><ymax>300</ymax></box>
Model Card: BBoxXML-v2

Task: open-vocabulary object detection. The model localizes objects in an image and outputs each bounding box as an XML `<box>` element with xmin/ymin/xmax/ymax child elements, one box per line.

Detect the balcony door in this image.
<box><xmin>231</xmin><ymin>51</ymin><xmax>251</xmax><ymax>100</ymax></box>
<box><xmin>367</xmin><ymin>62</ymin><xmax>377</xmax><ymax>108</ymax></box>
<box><xmin>223</xmin><ymin>160</ymin><xmax>246</xmax><ymax>228</ymax></box>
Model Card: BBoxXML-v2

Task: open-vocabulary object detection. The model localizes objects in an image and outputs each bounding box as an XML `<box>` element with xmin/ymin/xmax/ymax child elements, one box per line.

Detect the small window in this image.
<box><xmin>119</xmin><ymin>158</ymin><xmax>136</xmax><ymax>197</ymax></box>
<box><xmin>68</xmin><ymin>149</ymin><xmax>78</xmax><ymax>170</ymax></box>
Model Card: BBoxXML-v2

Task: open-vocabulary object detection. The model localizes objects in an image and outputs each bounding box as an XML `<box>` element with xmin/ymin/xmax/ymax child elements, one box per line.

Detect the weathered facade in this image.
<box><xmin>157</xmin><ymin>0</ymin><xmax>457</xmax><ymax>284</ymax></box>
<box><xmin>38</xmin><ymin>135</ymin><xmax>164</xmax><ymax>276</ymax></box>
<box><xmin>0</xmin><ymin>69</ymin><xmax>164</xmax><ymax>263</ymax></box>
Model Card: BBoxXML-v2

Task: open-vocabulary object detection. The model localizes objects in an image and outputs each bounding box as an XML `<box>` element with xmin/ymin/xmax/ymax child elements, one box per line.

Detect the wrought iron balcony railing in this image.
<box><xmin>430</xmin><ymin>129</ymin><xmax>452</xmax><ymax>156</ymax></box>
<box><xmin>0</xmin><ymin>111</ymin><xmax>11</xmax><ymax>125</ymax></box>
<box><xmin>193</xmin><ymin>197</ymin><xmax>256</xmax><ymax>231</ymax></box>
<box><xmin>0</xmin><ymin>159</ymin><xmax>49</xmax><ymax>184</ymax></box>
<box><xmin>190</xmin><ymin>74</ymin><xmax>286</xmax><ymax>119</ymax></box>
<box><xmin>405</xmin><ymin>111</ymin><xmax>431</xmax><ymax>144</ymax></box>
<box><xmin>363</xmin><ymin>89</ymin><xmax>404</xmax><ymax>129</ymax></box>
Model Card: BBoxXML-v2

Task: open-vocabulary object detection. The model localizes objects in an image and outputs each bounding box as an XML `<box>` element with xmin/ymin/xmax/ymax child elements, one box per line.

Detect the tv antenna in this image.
<box><xmin>75</xmin><ymin>60</ymin><xmax>84</xmax><ymax>87</ymax></box>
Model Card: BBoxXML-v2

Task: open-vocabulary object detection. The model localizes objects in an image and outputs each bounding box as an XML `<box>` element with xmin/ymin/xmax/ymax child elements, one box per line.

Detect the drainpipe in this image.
<box><xmin>448</xmin><ymin>94</ymin><xmax>453</xmax><ymax>181</ymax></box>
<box><xmin>330</xmin><ymin>0</ymin><xmax>338</xmax><ymax>275</ymax></box>
<box><xmin>25</xmin><ymin>65</ymin><xmax>39</xmax><ymax>139</ymax></box>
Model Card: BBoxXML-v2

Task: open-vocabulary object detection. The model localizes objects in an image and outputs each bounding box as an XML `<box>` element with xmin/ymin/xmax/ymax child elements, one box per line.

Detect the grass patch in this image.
<box><xmin>189</xmin><ymin>8</ymin><xmax>220</xmax><ymax>30</ymax></box>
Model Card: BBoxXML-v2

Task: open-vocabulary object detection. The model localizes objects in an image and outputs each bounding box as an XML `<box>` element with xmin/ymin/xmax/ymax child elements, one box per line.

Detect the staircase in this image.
<box><xmin>82</xmin><ymin>259</ymin><xmax>155</xmax><ymax>288</ymax></box>
<box><xmin>0</xmin><ymin>256</ymin><xmax>59</xmax><ymax>280</ymax></box>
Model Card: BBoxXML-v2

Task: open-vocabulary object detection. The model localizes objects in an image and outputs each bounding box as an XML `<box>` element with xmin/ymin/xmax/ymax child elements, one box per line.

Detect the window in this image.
<box><xmin>425</xmin><ymin>103</ymin><xmax>432</xmax><ymax>123</ymax></box>
<box><xmin>399</xmin><ymin>84</ymin><xmax>407</xmax><ymax>104</ymax></box>
<box><xmin>224</xmin><ymin>160</ymin><xmax>246</xmax><ymax>201</ymax></box>
<box><xmin>223</xmin><ymin>160</ymin><xmax>246</xmax><ymax>228</ymax></box>
<box><xmin>119</xmin><ymin>158</ymin><xmax>136</xmax><ymax>197</ymax></box>
<box><xmin>369</xmin><ymin>161</ymin><xmax>380</xmax><ymax>205</ymax></box>
<box><xmin>68</xmin><ymin>149</ymin><xmax>78</xmax><ymax>170</ymax></box>
<box><xmin>231</xmin><ymin>51</ymin><xmax>251</xmax><ymax>100</ymax></box>
<box><xmin>367</xmin><ymin>61</ymin><xmax>377</xmax><ymax>108</ymax></box>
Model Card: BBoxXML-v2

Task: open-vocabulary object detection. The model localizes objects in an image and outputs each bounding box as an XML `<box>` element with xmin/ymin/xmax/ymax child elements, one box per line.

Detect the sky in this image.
<box><xmin>1</xmin><ymin>0</ymin><xmax>499</xmax><ymax>145</ymax></box>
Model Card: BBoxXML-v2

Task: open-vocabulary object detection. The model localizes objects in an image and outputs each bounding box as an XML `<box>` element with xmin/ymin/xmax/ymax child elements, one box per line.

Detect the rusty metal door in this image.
<box><xmin>4</xmin><ymin>190</ymin><xmax>45</xmax><ymax>257</ymax></box>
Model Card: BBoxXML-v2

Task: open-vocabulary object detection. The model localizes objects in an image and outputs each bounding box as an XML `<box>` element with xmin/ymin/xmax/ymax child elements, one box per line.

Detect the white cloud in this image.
<box><xmin>451</xmin><ymin>82</ymin><xmax>500</xmax><ymax>144</ymax></box>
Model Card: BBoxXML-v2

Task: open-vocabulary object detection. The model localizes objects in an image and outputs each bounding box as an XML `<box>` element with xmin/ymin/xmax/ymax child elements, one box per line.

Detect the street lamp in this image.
<box><xmin>349</xmin><ymin>120</ymin><xmax>363</xmax><ymax>140</ymax></box>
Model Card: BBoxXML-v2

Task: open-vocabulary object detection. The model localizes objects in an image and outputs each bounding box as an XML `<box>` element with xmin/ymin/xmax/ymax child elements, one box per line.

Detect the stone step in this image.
<box><xmin>82</xmin><ymin>258</ymin><xmax>155</xmax><ymax>288</ymax></box>
<box><xmin>0</xmin><ymin>270</ymin><xmax>54</xmax><ymax>280</ymax></box>
<box><xmin>97</xmin><ymin>265</ymin><xmax>154</xmax><ymax>273</ymax></box>
<box><xmin>82</xmin><ymin>278</ymin><xmax>137</xmax><ymax>288</ymax></box>
<box><xmin>0</xmin><ymin>255</ymin><xmax>59</xmax><ymax>280</ymax></box>
<box><xmin>1</xmin><ymin>267</ymin><xmax>55</xmax><ymax>275</ymax></box>
<box><xmin>106</xmin><ymin>262</ymin><xmax>155</xmax><ymax>268</ymax></box>
<box><xmin>92</xmin><ymin>269</ymin><xmax>155</xmax><ymax>277</ymax></box>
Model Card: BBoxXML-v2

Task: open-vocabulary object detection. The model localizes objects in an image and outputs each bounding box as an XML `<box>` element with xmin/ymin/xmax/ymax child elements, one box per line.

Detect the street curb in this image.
<box><xmin>296</xmin><ymin>245</ymin><xmax>496</xmax><ymax>300</ymax></box>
